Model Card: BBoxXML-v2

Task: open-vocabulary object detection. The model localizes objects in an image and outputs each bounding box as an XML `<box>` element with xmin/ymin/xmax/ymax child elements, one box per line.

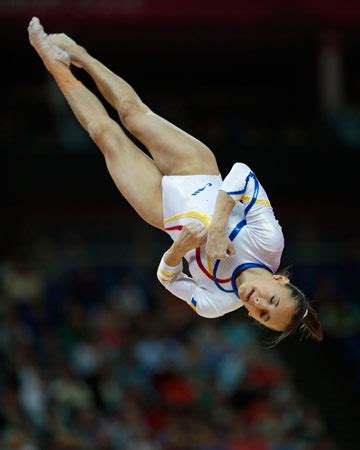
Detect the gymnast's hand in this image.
<box><xmin>174</xmin><ymin>222</ymin><xmax>208</xmax><ymax>254</ymax></box>
<box><xmin>205</xmin><ymin>229</ymin><xmax>236</xmax><ymax>260</ymax></box>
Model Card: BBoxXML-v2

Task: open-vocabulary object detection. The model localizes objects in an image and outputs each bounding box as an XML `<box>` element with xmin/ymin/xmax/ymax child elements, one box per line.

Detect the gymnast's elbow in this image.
<box><xmin>192</xmin><ymin>304</ymin><xmax>221</xmax><ymax>319</ymax></box>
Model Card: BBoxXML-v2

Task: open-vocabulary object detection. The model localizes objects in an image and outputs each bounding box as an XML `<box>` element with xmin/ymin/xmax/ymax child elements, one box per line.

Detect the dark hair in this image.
<box><xmin>266</xmin><ymin>273</ymin><xmax>323</xmax><ymax>347</ymax></box>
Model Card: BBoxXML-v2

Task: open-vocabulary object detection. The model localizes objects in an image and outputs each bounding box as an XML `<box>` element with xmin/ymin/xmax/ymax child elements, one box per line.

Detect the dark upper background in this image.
<box><xmin>3</xmin><ymin>0</ymin><xmax>360</xmax><ymax>205</ymax></box>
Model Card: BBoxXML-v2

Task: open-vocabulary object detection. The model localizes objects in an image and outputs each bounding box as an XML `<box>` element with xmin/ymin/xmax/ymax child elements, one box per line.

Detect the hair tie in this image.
<box><xmin>303</xmin><ymin>308</ymin><xmax>309</xmax><ymax>319</ymax></box>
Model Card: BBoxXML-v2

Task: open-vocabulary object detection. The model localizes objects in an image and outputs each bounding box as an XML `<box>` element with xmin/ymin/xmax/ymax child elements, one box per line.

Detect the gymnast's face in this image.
<box><xmin>238</xmin><ymin>275</ymin><xmax>297</xmax><ymax>331</ymax></box>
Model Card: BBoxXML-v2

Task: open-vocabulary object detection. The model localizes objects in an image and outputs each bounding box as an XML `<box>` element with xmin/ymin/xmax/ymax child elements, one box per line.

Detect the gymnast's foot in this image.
<box><xmin>48</xmin><ymin>32</ymin><xmax>86</xmax><ymax>68</ymax></box>
<box><xmin>28</xmin><ymin>17</ymin><xmax>71</xmax><ymax>71</ymax></box>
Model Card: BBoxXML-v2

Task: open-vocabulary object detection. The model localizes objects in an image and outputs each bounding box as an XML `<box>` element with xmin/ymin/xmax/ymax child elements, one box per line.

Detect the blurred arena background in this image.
<box><xmin>2</xmin><ymin>1</ymin><xmax>360</xmax><ymax>449</ymax></box>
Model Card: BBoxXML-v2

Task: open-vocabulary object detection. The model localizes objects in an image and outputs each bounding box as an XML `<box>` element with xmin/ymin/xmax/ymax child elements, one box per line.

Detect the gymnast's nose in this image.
<box><xmin>253</xmin><ymin>297</ymin><xmax>265</xmax><ymax>308</ymax></box>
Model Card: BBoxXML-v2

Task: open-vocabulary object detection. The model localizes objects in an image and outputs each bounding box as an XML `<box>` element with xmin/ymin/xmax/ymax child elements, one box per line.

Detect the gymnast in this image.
<box><xmin>28</xmin><ymin>17</ymin><xmax>323</xmax><ymax>344</ymax></box>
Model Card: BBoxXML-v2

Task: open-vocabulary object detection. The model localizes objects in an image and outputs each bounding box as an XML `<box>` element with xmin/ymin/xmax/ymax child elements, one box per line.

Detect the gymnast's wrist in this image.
<box><xmin>208</xmin><ymin>223</ymin><xmax>226</xmax><ymax>237</ymax></box>
<box><xmin>163</xmin><ymin>244</ymin><xmax>186</xmax><ymax>266</ymax></box>
<box><xmin>171</xmin><ymin>240</ymin><xmax>190</xmax><ymax>257</ymax></box>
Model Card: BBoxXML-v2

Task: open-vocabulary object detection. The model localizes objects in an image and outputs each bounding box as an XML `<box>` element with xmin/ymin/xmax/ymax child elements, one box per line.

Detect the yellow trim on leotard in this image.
<box><xmin>206</xmin><ymin>255</ymin><xmax>213</xmax><ymax>275</ymax></box>
<box><xmin>158</xmin><ymin>277</ymin><xmax>172</xmax><ymax>283</ymax></box>
<box><xmin>233</xmin><ymin>195</ymin><xmax>271</xmax><ymax>206</ymax></box>
<box><xmin>164</xmin><ymin>211</ymin><xmax>211</xmax><ymax>228</ymax></box>
<box><xmin>158</xmin><ymin>268</ymin><xmax>180</xmax><ymax>278</ymax></box>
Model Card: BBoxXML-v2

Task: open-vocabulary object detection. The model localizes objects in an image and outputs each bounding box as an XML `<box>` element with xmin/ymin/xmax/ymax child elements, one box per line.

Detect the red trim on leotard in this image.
<box><xmin>195</xmin><ymin>248</ymin><xmax>231</xmax><ymax>283</ymax></box>
<box><xmin>165</xmin><ymin>225</ymin><xmax>184</xmax><ymax>231</ymax></box>
<box><xmin>195</xmin><ymin>247</ymin><xmax>213</xmax><ymax>281</ymax></box>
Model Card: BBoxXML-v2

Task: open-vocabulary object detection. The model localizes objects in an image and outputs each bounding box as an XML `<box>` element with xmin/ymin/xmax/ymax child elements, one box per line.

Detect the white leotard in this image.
<box><xmin>157</xmin><ymin>163</ymin><xmax>284</xmax><ymax>318</ymax></box>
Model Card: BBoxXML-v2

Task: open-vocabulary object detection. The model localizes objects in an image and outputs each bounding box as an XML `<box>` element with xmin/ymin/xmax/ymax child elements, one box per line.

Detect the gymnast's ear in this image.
<box><xmin>273</xmin><ymin>274</ymin><xmax>290</xmax><ymax>284</ymax></box>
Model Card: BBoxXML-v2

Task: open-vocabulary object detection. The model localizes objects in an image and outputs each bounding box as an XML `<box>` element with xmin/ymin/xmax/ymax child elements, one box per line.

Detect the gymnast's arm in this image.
<box><xmin>206</xmin><ymin>162</ymin><xmax>279</xmax><ymax>259</ymax></box>
<box><xmin>157</xmin><ymin>223</ymin><xmax>221</xmax><ymax>318</ymax></box>
<box><xmin>206</xmin><ymin>189</ymin><xmax>236</xmax><ymax>260</ymax></box>
<box><xmin>206</xmin><ymin>162</ymin><xmax>255</xmax><ymax>259</ymax></box>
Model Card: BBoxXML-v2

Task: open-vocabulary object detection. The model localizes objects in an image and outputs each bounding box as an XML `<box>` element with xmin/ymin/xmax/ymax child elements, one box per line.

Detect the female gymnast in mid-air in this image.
<box><xmin>28</xmin><ymin>17</ymin><xmax>323</xmax><ymax>344</ymax></box>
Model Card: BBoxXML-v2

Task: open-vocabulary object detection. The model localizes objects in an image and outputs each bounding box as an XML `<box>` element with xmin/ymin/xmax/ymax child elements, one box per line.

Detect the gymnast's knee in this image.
<box><xmin>88</xmin><ymin>118</ymin><xmax>117</xmax><ymax>143</ymax></box>
<box><xmin>87</xmin><ymin>118</ymin><xmax>121</xmax><ymax>158</ymax></box>
<box><xmin>117</xmin><ymin>98</ymin><xmax>150</xmax><ymax>132</ymax></box>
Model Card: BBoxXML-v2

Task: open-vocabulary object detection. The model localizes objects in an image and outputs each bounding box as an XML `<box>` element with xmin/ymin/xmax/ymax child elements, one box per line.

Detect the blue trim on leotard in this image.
<box><xmin>213</xmin><ymin>172</ymin><xmax>273</xmax><ymax>297</ymax></box>
<box><xmin>231</xmin><ymin>263</ymin><xmax>273</xmax><ymax>298</ymax></box>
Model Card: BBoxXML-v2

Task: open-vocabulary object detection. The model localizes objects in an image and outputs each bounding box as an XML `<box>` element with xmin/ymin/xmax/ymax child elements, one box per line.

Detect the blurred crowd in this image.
<box><xmin>0</xmin><ymin>233</ymin><xmax>349</xmax><ymax>450</ymax></box>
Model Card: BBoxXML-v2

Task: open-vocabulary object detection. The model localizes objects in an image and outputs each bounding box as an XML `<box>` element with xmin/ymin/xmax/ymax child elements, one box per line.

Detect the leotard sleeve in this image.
<box><xmin>220</xmin><ymin>162</ymin><xmax>284</xmax><ymax>253</ymax></box>
<box><xmin>157</xmin><ymin>255</ymin><xmax>222</xmax><ymax>318</ymax></box>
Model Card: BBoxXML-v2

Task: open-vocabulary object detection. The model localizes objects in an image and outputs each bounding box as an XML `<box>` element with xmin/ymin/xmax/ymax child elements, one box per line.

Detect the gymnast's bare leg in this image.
<box><xmin>28</xmin><ymin>18</ymin><xmax>164</xmax><ymax>229</ymax></box>
<box><xmin>48</xmin><ymin>33</ymin><xmax>220</xmax><ymax>177</ymax></box>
